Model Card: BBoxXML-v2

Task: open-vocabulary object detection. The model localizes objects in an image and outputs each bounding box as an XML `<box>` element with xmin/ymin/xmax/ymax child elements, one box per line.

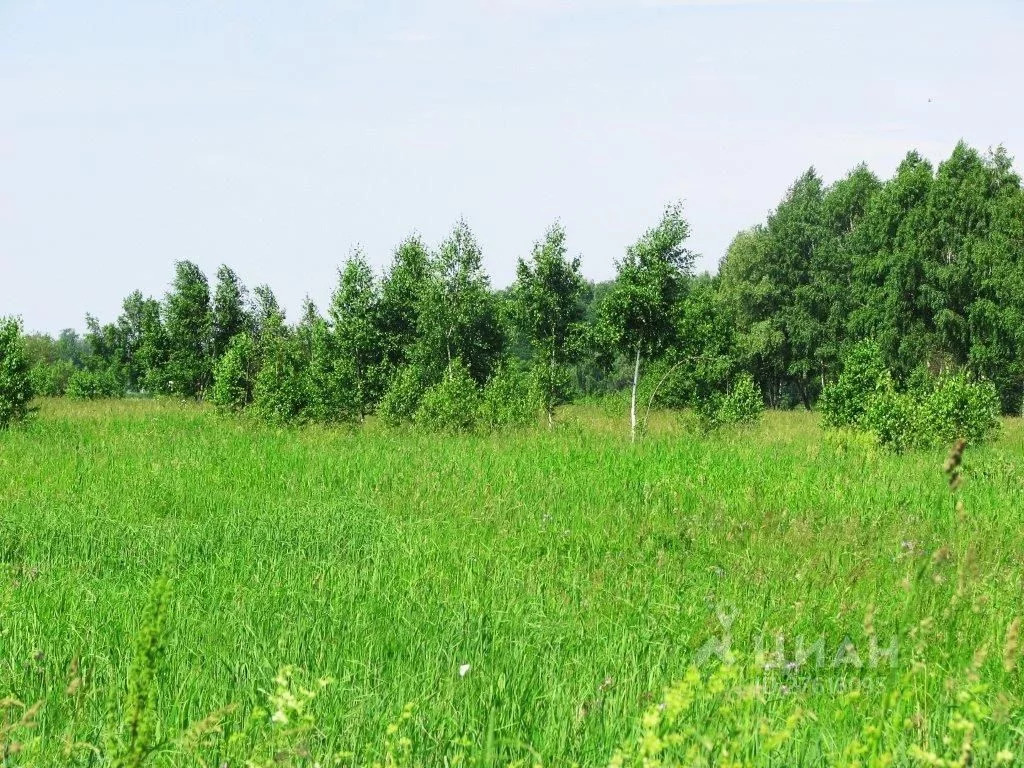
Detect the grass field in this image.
<box><xmin>1</xmin><ymin>400</ymin><xmax>1023</xmax><ymax>766</ymax></box>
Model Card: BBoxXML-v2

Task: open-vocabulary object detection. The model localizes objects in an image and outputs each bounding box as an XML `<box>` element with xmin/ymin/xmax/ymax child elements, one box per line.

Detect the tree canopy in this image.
<box><xmin>20</xmin><ymin>141</ymin><xmax>1024</xmax><ymax>431</ymax></box>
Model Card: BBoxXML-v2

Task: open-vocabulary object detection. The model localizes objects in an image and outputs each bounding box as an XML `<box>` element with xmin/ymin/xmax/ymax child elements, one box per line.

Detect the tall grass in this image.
<box><xmin>0</xmin><ymin>400</ymin><xmax>1022</xmax><ymax>764</ymax></box>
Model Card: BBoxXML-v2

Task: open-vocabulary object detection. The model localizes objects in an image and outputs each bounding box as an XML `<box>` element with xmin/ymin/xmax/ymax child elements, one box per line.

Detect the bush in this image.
<box><xmin>717</xmin><ymin>373</ymin><xmax>764</xmax><ymax>425</ymax></box>
<box><xmin>0</xmin><ymin>317</ymin><xmax>33</xmax><ymax>428</ymax></box>
<box><xmin>211</xmin><ymin>333</ymin><xmax>255</xmax><ymax>413</ymax></box>
<box><xmin>819</xmin><ymin>341</ymin><xmax>890</xmax><ymax>429</ymax></box>
<box><xmin>303</xmin><ymin>325</ymin><xmax>359</xmax><ymax>425</ymax></box>
<box><xmin>698</xmin><ymin>373</ymin><xmax>764</xmax><ymax>430</ymax></box>
<box><xmin>922</xmin><ymin>372</ymin><xmax>1001</xmax><ymax>446</ymax></box>
<box><xmin>30</xmin><ymin>359</ymin><xmax>76</xmax><ymax>397</ymax></box>
<box><xmin>861</xmin><ymin>387</ymin><xmax>924</xmax><ymax>452</ymax></box>
<box><xmin>250</xmin><ymin>333</ymin><xmax>308</xmax><ymax>425</ymax></box>
<box><xmin>66</xmin><ymin>368</ymin><xmax>125</xmax><ymax>400</ymax></box>
<box><xmin>378</xmin><ymin>365</ymin><xmax>428</xmax><ymax>427</ymax></box>
<box><xmin>821</xmin><ymin>343</ymin><xmax>1002</xmax><ymax>451</ymax></box>
<box><xmin>478</xmin><ymin>364</ymin><xmax>539</xmax><ymax>429</ymax></box>
<box><xmin>414</xmin><ymin>359</ymin><xmax>480</xmax><ymax>432</ymax></box>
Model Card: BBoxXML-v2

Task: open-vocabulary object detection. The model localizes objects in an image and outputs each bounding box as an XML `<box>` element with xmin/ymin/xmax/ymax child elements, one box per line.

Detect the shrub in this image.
<box><xmin>378</xmin><ymin>365</ymin><xmax>428</xmax><ymax>427</ymax></box>
<box><xmin>716</xmin><ymin>373</ymin><xmax>764</xmax><ymax>425</ymax></box>
<box><xmin>698</xmin><ymin>373</ymin><xmax>764</xmax><ymax>430</ymax></box>
<box><xmin>861</xmin><ymin>387</ymin><xmax>924</xmax><ymax>452</ymax></box>
<box><xmin>303</xmin><ymin>325</ymin><xmax>359</xmax><ymax>425</ymax></box>
<box><xmin>414</xmin><ymin>359</ymin><xmax>480</xmax><ymax>432</ymax></box>
<box><xmin>66</xmin><ymin>368</ymin><xmax>125</xmax><ymax>400</ymax></box>
<box><xmin>922</xmin><ymin>372</ymin><xmax>1001</xmax><ymax>446</ymax></box>
<box><xmin>478</xmin><ymin>364</ymin><xmax>539</xmax><ymax>429</ymax></box>
<box><xmin>0</xmin><ymin>317</ymin><xmax>34</xmax><ymax>428</ymax></box>
<box><xmin>821</xmin><ymin>343</ymin><xmax>1002</xmax><ymax>451</ymax></box>
<box><xmin>819</xmin><ymin>341</ymin><xmax>890</xmax><ymax>429</ymax></box>
<box><xmin>250</xmin><ymin>333</ymin><xmax>308</xmax><ymax>425</ymax></box>
<box><xmin>210</xmin><ymin>333</ymin><xmax>255</xmax><ymax>413</ymax></box>
<box><xmin>29</xmin><ymin>360</ymin><xmax>76</xmax><ymax>397</ymax></box>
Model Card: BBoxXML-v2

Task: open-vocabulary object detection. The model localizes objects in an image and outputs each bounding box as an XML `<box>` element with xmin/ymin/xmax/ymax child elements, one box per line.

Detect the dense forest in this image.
<box><xmin>19</xmin><ymin>141</ymin><xmax>1024</xmax><ymax>425</ymax></box>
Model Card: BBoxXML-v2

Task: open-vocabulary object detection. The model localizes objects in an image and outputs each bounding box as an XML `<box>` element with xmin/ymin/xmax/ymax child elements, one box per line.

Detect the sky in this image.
<box><xmin>2</xmin><ymin>0</ymin><xmax>1023</xmax><ymax>334</ymax></box>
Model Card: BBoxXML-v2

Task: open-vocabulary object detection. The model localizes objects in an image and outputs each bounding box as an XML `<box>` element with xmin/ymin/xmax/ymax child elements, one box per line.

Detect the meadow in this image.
<box><xmin>1</xmin><ymin>399</ymin><xmax>1022</xmax><ymax>766</ymax></box>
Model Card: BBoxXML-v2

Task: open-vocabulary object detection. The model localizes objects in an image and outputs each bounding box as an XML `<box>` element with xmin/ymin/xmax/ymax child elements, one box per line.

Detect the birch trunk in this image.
<box><xmin>630</xmin><ymin>345</ymin><xmax>641</xmax><ymax>443</ymax></box>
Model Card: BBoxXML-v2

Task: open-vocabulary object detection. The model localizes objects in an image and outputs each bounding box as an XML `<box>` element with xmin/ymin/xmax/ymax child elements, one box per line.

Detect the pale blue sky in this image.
<box><xmin>3</xmin><ymin>0</ymin><xmax>1022</xmax><ymax>334</ymax></box>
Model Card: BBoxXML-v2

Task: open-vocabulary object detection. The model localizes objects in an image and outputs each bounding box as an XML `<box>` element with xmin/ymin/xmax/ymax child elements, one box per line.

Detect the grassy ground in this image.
<box><xmin>1</xmin><ymin>399</ymin><xmax>1022</xmax><ymax>765</ymax></box>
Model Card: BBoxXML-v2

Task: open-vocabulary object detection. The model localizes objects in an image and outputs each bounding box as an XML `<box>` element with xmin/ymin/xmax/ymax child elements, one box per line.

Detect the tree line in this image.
<box><xmin>12</xmin><ymin>140</ymin><xmax>1024</xmax><ymax>433</ymax></box>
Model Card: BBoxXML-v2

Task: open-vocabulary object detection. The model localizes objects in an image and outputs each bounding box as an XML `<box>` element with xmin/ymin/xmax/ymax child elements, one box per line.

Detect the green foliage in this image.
<box><xmin>415</xmin><ymin>220</ymin><xmax>504</xmax><ymax>385</ymax></box>
<box><xmin>638</xmin><ymin>275</ymin><xmax>743</xmax><ymax>413</ymax></box>
<box><xmin>608</xmin><ymin>654</ymin><xmax>1018</xmax><ymax>768</ymax></box>
<box><xmin>212</xmin><ymin>265</ymin><xmax>249</xmax><ymax>360</ymax></box>
<box><xmin>303</xmin><ymin>320</ymin><xmax>359</xmax><ymax>425</ymax></box>
<box><xmin>251</xmin><ymin>320</ymin><xmax>308</xmax><ymax>425</ymax></box>
<box><xmin>66</xmin><ymin>367</ymin><xmax>125</xmax><ymax>399</ymax></box>
<box><xmin>602</xmin><ymin>203</ymin><xmax>695</xmax><ymax>439</ymax></box>
<box><xmin>210</xmin><ymin>333</ymin><xmax>256</xmax><ymax>412</ymax></box>
<box><xmin>0</xmin><ymin>317</ymin><xmax>34</xmax><ymax>428</ymax></box>
<box><xmin>860</xmin><ymin>386</ymin><xmax>923</xmax><ymax>453</ymax></box>
<box><xmin>818</xmin><ymin>340</ymin><xmax>891</xmax><ymax>429</ymax></box>
<box><xmin>163</xmin><ymin>260</ymin><xmax>213</xmax><ymax>398</ymax></box>
<box><xmin>377</xmin><ymin>364</ymin><xmax>427</xmax><ymax>427</ymax></box>
<box><xmin>39</xmin><ymin>140</ymin><xmax>1024</xmax><ymax>427</ymax></box>
<box><xmin>81</xmin><ymin>314</ymin><xmax>129</xmax><ymax>393</ymax></box>
<box><xmin>108</xmin><ymin>578</ymin><xmax>169</xmax><ymax>768</ymax></box>
<box><xmin>601</xmin><ymin>203</ymin><xmax>694</xmax><ymax>361</ymax></box>
<box><xmin>329</xmin><ymin>250</ymin><xmax>384</xmax><ymax>418</ymax></box>
<box><xmin>478</xmin><ymin>363</ymin><xmax>539</xmax><ymax>429</ymax></box>
<box><xmin>249</xmin><ymin>284</ymin><xmax>283</xmax><ymax>347</ymax></box>
<box><xmin>511</xmin><ymin>222</ymin><xmax>587</xmax><ymax>423</ymax></box>
<box><xmin>414</xmin><ymin>358</ymin><xmax>480</xmax><ymax>431</ymax></box>
<box><xmin>718</xmin><ymin>373</ymin><xmax>764</xmax><ymax>425</ymax></box>
<box><xmin>921</xmin><ymin>372</ymin><xmax>1001</xmax><ymax>446</ymax></box>
<box><xmin>22</xmin><ymin>328</ymin><xmax>88</xmax><ymax>370</ymax></box>
<box><xmin>713</xmin><ymin>144</ymin><xmax>1024</xmax><ymax>415</ymax></box>
<box><xmin>822</xmin><ymin>343</ymin><xmax>1002</xmax><ymax>451</ymax></box>
<box><xmin>29</xmin><ymin>359</ymin><xmax>76</xmax><ymax>397</ymax></box>
<box><xmin>698</xmin><ymin>373</ymin><xmax>764</xmax><ymax>429</ymax></box>
<box><xmin>114</xmin><ymin>291</ymin><xmax>166</xmax><ymax>393</ymax></box>
<box><xmin>379</xmin><ymin>236</ymin><xmax>431</xmax><ymax>371</ymax></box>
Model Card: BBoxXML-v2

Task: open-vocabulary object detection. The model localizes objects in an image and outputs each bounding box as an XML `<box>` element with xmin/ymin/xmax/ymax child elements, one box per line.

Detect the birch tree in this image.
<box><xmin>328</xmin><ymin>249</ymin><xmax>383</xmax><ymax>419</ymax></box>
<box><xmin>601</xmin><ymin>203</ymin><xmax>694</xmax><ymax>441</ymax></box>
<box><xmin>416</xmin><ymin>220</ymin><xmax>503</xmax><ymax>385</ymax></box>
<box><xmin>511</xmin><ymin>222</ymin><xmax>586</xmax><ymax>426</ymax></box>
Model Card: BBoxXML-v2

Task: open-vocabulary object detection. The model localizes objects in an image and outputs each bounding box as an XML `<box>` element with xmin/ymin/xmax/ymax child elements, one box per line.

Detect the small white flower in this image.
<box><xmin>458</xmin><ymin>663</ymin><xmax>471</xmax><ymax>677</ymax></box>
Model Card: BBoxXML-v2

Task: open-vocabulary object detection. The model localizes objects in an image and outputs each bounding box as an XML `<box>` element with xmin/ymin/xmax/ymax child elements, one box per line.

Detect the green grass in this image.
<box><xmin>1</xmin><ymin>400</ymin><xmax>1022</xmax><ymax>765</ymax></box>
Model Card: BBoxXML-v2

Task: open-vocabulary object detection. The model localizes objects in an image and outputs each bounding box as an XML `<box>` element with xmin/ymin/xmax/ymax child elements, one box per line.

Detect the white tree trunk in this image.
<box><xmin>630</xmin><ymin>345</ymin><xmax>641</xmax><ymax>443</ymax></box>
<box><xmin>548</xmin><ymin>341</ymin><xmax>556</xmax><ymax>429</ymax></box>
